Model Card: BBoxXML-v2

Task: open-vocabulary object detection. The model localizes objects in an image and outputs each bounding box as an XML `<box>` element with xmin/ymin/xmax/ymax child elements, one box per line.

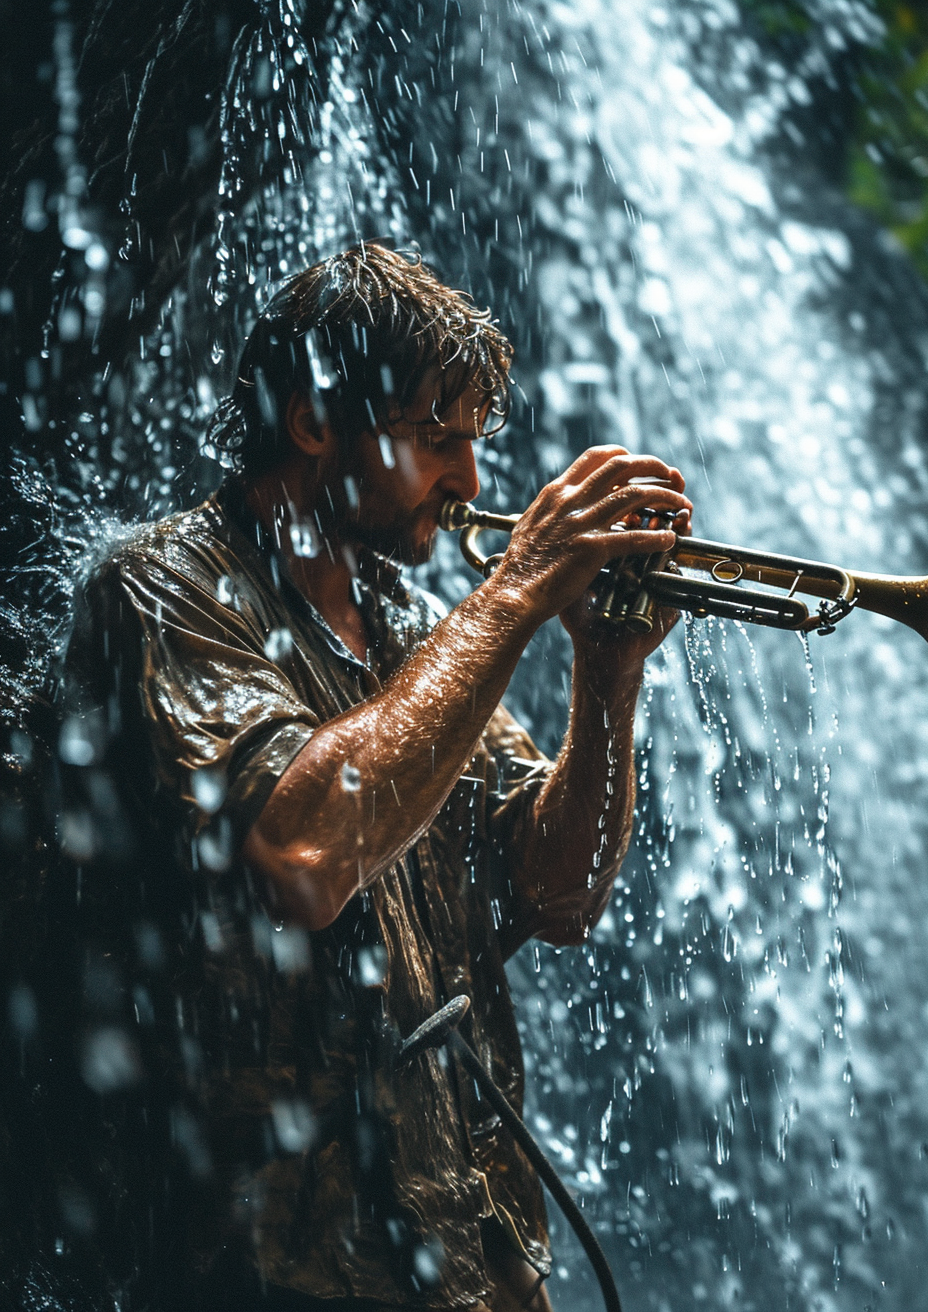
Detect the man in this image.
<box><xmin>58</xmin><ymin>243</ymin><xmax>690</xmax><ymax>1312</ymax></box>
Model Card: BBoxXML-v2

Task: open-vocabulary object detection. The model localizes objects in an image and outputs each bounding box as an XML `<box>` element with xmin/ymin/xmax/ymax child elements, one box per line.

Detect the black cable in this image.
<box><xmin>398</xmin><ymin>997</ymin><xmax>623</xmax><ymax>1312</ymax></box>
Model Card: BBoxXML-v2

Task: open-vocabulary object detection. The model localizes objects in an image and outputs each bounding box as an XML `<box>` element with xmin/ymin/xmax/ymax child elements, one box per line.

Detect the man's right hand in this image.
<box><xmin>488</xmin><ymin>445</ymin><xmax>692</xmax><ymax>628</ymax></box>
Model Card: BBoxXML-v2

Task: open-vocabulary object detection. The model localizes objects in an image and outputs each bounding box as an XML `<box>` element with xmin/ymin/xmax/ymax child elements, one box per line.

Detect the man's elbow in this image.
<box><xmin>280</xmin><ymin>876</ymin><xmax>346</xmax><ymax>933</ymax></box>
<box><xmin>530</xmin><ymin>887</ymin><xmax>614</xmax><ymax>947</ymax></box>
<box><xmin>242</xmin><ymin>829</ymin><xmax>353</xmax><ymax>932</ymax></box>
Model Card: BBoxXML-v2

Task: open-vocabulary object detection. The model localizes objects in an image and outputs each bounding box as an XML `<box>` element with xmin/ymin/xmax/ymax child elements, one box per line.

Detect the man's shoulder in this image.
<box><xmin>62</xmin><ymin>501</ymin><xmax>223</xmax><ymax>694</ymax></box>
<box><xmin>85</xmin><ymin>495</ymin><xmax>232</xmax><ymax>595</ymax></box>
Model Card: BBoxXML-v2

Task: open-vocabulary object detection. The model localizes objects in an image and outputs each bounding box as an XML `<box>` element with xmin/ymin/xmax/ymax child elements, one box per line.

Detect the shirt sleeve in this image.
<box><xmin>97</xmin><ymin>547</ymin><xmax>319</xmax><ymax>845</ymax></box>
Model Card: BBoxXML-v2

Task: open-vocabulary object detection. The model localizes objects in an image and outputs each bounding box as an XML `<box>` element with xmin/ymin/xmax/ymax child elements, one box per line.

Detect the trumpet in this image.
<box><xmin>439</xmin><ymin>497</ymin><xmax>928</xmax><ymax>643</ymax></box>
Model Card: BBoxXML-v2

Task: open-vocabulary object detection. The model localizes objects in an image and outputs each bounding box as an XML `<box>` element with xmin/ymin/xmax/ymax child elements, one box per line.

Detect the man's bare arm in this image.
<box><xmin>244</xmin><ymin>573</ymin><xmax>539</xmax><ymax>929</ymax></box>
<box><xmin>508</xmin><ymin>499</ymin><xmax>688</xmax><ymax>946</ymax></box>
<box><xmin>510</xmin><ymin>642</ymin><xmax>655</xmax><ymax>948</ymax></box>
<box><xmin>244</xmin><ymin>447</ymin><xmax>690</xmax><ymax>931</ymax></box>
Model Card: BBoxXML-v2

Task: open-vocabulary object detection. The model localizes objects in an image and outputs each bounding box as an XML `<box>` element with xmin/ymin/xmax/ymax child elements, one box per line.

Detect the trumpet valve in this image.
<box><xmin>595</xmin><ymin>563</ymin><xmax>638</xmax><ymax>625</ymax></box>
<box><xmin>625</xmin><ymin>594</ymin><xmax>657</xmax><ymax>634</ymax></box>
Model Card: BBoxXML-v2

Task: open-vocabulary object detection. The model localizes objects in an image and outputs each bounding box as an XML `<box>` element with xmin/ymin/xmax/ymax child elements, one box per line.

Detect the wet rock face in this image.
<box><xmin>3</xmin><ymin>1</ymin><xmax>335</xmax><ymax>359</ymax></box>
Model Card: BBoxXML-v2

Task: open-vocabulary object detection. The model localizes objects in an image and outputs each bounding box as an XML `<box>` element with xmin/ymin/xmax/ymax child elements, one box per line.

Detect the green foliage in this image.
<box><xmin>739</xmin><ymin>0</ymin><xmax>812</xmax><ymax>39</ymax></box>
<box><xmin>741</xmin><ymin>0</ymin><xmax>928</xmax><ymax>279</ymax></box>
<box><xmin>848</xmin><ymin>3</ymin><xmax>928</xmax><ymax>278</ymax></box>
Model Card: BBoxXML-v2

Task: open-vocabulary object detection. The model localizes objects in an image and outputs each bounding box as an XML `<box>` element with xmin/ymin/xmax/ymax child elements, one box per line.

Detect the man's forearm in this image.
<box><xmin>515</xmin><ymin>648</ymin><xmax>645</xmax><ymax>945</ymax></box>
<box><xmin>245</xmin><ymin>572</ymin><xmax>538</xmax><ymax>929</ymax></box>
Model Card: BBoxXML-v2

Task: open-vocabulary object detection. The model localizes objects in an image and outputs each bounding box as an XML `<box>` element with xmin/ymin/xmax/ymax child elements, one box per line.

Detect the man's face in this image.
<box><xmin>328</xmin><ymin>370</ymin><xmax>487</xmax><ymax>566</ymax></box>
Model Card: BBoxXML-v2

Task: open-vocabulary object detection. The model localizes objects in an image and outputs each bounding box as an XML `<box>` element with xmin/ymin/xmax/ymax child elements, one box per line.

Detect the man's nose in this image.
<box><xmin>440</xmin><ymin>439</ymin><xmax>480</xmax><ymax>503</ymax></box>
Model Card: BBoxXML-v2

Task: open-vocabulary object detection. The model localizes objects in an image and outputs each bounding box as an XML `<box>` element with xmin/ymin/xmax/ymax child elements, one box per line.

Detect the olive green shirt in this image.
<box><xmin>70</xmin><ymin>483</ymin><xmax>552</xmax><ymax>1307</ymax></box>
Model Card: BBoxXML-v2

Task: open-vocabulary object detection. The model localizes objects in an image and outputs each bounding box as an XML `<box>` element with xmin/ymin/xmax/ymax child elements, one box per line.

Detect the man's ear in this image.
<box><xmin>285</xmin><ymin>391</ymin><xmax>337</xmax><ymax>459</ymax></box>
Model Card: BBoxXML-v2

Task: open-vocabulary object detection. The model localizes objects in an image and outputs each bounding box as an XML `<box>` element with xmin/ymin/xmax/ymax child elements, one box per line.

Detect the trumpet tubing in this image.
<box><xmin>440</xmin><ymin>498</ymin><xmax>928</xmax><ymax>643</ymax></box>
<box><xmin>676</xmin><ymin>540</ymin><xmax>928</xmax><ymax>640</ymax></box>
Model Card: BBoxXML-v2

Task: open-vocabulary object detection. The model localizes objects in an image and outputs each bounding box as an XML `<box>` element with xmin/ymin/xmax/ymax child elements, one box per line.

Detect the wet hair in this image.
<box><xmin>207</xmin><ymin>242</ymin><xmax>514</xmax><ymax>479</ymax></box>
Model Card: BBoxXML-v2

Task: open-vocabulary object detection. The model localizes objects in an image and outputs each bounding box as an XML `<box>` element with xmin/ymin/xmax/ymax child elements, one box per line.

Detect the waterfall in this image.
<box><xmin>448</xmin><ymin>2</ymin><xmax>928</xmax><ymax>1307</ymax></box>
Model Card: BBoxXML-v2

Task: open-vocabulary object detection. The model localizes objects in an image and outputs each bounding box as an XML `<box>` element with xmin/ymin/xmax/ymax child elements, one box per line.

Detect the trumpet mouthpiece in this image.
<box><xmin>439</xmin><ymin>499</ymin><xmax>473</xmax><ymax>531</ymax></box>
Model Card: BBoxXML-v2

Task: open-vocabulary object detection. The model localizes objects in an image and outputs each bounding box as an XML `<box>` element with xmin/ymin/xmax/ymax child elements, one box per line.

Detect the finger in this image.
<box><xmin>576</xmin><ymin>454</ymin><xmax>686</xmax><ymax>502</ymax></box>
<box><xmin>672</xmin><ymin>507</ymin><xmax>693</xmax><ymax>537</ymax></box>
<box><xmin>590</xmin><ymin>526</ymin><xmax>678</xmax><ymax>558</ymax></box>
<box><xmin>555</xmin><ymin>445</ymin><xmax>631</xmax><ymax>486</ymax></box>
<box><xmin>587</xmin><ymin>483</ymin><xmax>692</xmax><ymax>528</ymax></box>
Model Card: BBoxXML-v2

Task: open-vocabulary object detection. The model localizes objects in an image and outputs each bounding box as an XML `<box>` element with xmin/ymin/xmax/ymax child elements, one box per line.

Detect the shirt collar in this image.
<box><xmin>214</xmin><ymin>477</ymin><xmax>415</xmax><ymax>671</ymax></box>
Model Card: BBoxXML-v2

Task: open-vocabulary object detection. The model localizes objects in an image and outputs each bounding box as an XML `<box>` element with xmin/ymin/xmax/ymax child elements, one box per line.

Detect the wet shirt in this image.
<box><xmin>64</xmin><ymin>483</ymin><xmax>552</xmax><ymax>1308</ymax></box>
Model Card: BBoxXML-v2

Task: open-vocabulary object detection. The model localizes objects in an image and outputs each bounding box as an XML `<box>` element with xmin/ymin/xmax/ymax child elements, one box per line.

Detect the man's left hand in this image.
<box><xmin>559</xmin><ymin>502</ymin><xmax>692</xmax><ymax>665</ymax></box>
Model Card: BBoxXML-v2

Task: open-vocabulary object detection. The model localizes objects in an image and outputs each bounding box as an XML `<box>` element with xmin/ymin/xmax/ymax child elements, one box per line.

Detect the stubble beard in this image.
<box><xmin>346</xmin><ymin>513</ymin><xmax>437</xmax><ymax>567</ymax></box>
<box><xmin>318</xmin><ymin>473</ymin><xmax>438</xmax><ymax>566</ymax></box>
<box><xmin>318</xmin><ymin>440</ymin><xmax>440</xmax><ymax>567</ymax></box>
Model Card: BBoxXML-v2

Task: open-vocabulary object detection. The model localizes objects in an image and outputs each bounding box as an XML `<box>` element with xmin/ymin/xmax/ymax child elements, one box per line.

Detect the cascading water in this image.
<box><xmin>465</xmin><ymin>4</ymin><xmax>928</xmax><ymax>1307</ymax></box>
<box><xmin>3</xmin><ymin>0</ymin><xmax>928</xmax><ymax>1309</ymax></box>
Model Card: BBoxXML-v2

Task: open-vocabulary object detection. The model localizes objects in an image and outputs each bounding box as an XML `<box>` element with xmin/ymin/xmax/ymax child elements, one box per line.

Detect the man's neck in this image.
<box><xmin>244</xmin><ymin>471</ymin><xmax>369</xmax><ymax>662</ymax></box>
<box><xmin>290</xmin><ymin>549</ymin><xmax>369</xmax><ymax>662</ymax></box>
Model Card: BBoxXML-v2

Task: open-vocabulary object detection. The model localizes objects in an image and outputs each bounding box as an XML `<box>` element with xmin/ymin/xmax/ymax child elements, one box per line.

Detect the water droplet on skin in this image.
<box><xmin>289</xmin><ymin>521</ymin><xmax>320</xmax><ymax>558</ymax></box>
<box><xmin>341</xmin><ymin>762</ymin><xmax>362</xmax><ymax>792</ymax></box>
